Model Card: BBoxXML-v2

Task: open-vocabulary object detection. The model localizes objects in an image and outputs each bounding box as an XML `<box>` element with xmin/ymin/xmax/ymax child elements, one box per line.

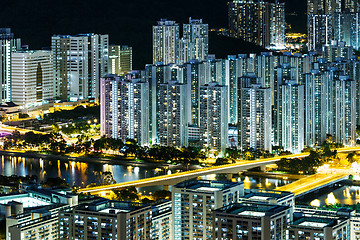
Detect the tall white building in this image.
<box><xmin>181</xmin><ymin>18</ymin><xmax>209</xmax><ymax>62</ymax></box>
<box><xmin>153</xmin><ymin>19</ymin><xmax>180</xmax><ymax>65</ymax></box>
<box><xmin>145</xmin><ymin>63</ymin><xmax>179</xmax><ymax>144</ymax></box>
<box><xmin>304</xmin><ymin>70</ymin><xmax>330</xmax><ymax>146</ymax></box>
<box><xmin>52</xmin><ymin>34</ymin><xmax>109</xmax><ymax>101</ymax></box>
<box><xmin>158</xmin><ymin>80</ymin><xmax>187</xmax><ymax>147</ymax></box>
<box><xmin>308</xmin><ymin>14</ymin><xmax>333</xmax><ymax>52</ymax></box>
<box><xmin>331</xmin><ymin>75</ymin><xmax>356</xmax><ymax>146</ymax></box>
<box><xmin>172</xmin><ymin>180</ymin><xmax>244</xmax><ymax>240</ymax></box>
<box><xmin>238</xmin><ymin>84</ymin><xmax>272</xmax><ymax>152</ymax></box>
<box><xmin>100</xmin><ymin>74</ymin><xmax>149</xmax><ymax>146</ymax></box>
<box><xmin>0</xmin><ymin>28</ymin><xmax>21</xmax><ymax>102</ymax></box>
<box><xmin>199</xmin><ymin>82</ymin><xmax>229</xmax><ymax>155</ymax></box>
<box><xmin>11</xmin><ymin>51</ymin><xmax>53</xmax><ymax>108</ymax></box>
<box><xmin>277</xmin><ymin>80</ymin><xmax>305</xmax><ymax>153</ymax></box>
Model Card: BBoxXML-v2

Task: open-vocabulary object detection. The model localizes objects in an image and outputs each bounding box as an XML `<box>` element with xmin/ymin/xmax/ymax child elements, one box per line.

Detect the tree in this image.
<box><xmin>113</xmin><ymin>187</ymin><xmax>139</xmax><ymax>201</ymax></box>
<box><xmin>152</xmin><ymin>190</ymin><xmax>171</xmax><ymax>201</ymax></box>
<box><xmin>347</xmin><ymin>152</ymin><xmax>356</xmax><ymax>164</ymax></box>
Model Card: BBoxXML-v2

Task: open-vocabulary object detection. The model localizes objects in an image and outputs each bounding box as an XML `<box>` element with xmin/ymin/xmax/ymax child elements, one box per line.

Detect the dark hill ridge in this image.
<box><xmin>0</xmin><ymin>0</ymin><xmax>305</xmax><ymax>69</ymax></box>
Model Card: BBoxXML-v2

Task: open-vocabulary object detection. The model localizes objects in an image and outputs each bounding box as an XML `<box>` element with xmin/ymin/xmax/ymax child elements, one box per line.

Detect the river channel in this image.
<box><xmin>0</xmin><ymin>154</ymin><xmax>294</xmax><ymax>192</ymax></box>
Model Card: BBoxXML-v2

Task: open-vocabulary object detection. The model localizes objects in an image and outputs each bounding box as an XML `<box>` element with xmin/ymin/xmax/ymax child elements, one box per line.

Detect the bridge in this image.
<box><xmin>276</xmin><ymin>173</ymin><xmax>348</xmax><ymax>197</ymax></box>
<box><xmin>78</xmin><ymin>147</ymin><xmax>360</xmax><ymax>194</ymax></box>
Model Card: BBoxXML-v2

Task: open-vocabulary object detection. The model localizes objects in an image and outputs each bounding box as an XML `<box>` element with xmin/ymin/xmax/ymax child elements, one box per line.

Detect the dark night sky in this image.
<box><xmin>0</xmin><ymin>0</ymin><xmax>306</xmax><ymax>69</ymax></box>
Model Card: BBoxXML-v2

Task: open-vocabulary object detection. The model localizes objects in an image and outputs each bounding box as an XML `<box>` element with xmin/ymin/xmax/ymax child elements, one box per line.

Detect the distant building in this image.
<box><xmin>199</xmin><ymin>82</ymin><xmax>229</xmax><ymax>155</ymax></box>
<box><xmin>172</xmin><ymin>180</ymin><xmax>244</xmax><ymax>240</ymax></box>
<box><xmin>181</xmin><ymin>18</ymin><xmax>209</xmax><ymax>62</ymax></box>
<box><xmin>323</xmin><ymin>41</ymin><xmax>353</xmax><ymax>62</ymax></box>
<box><xmin>100</xmin><ymin>74</ymin><xmax>149</xmax><ymax>145</ymax></box>
<box><xmin>109</xmin><ymin>45</ymin><xmax>133</xmax><ymax>76</ymax></box>
<box><xmin>307</xmin><ymin>14</ymin><xmax>333</xmax><ymax>52</ymax></box>
<box><xmin>158</xmin><ymin>80</ymin><xmax>187</xmax><ymax>147</ymax></box>
<box><xmin>238</xmin><ymin>83</ymin><xmax>272</xmax><ymax>152</ymax></box>
<box><xmin>228</xmin><ymin>0</ymin><xmax>285</xmax><ymax>49</ymax></box>
<box><xmin>153</xmin><ymin>19</ymin><xmax>180</xmax><ymax>65</ymax></box>
<box><xmin>277</xmin><ymin>80</ymin><xmax>305</xmax><ymax>153</ymax></box>
<box><xmin>0</xmin><ymin>28</ymin><xmax>21</xmax><ymax>103</ymax></box>
<box><xmin>52</xmin><ymin>34</ymin><xmax>109</xmax><ymax>101</ymax></box>
<box><xmin>145</xmin><ymin>63</ymin><xmax>179</xmax><ymax>144</ymax></box>
<box><xmin>11</xmin><ymin>50</ymin><xmax>53</xmax><ymax>109</ymax></box>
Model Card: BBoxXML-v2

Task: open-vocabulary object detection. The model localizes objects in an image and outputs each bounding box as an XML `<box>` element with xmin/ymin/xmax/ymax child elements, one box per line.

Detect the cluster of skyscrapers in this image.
<box><xmin>0</xmin><ymin>29</ymin><xmax>132</xmax><ymax>110</ymax></box>
<box><xmin>101</xmin><ymin>39</ymin><xmax>359</xmax><ymax>154</ymax></box>
<box><xmin>5</xmin><ymin>179</ymin><xmax>360</xmax><ymax>240</ymax></box>
<box><xmin>228</xmin><ymin>0</ymin><xmax>286</xmax><ymax>50</ymax></box>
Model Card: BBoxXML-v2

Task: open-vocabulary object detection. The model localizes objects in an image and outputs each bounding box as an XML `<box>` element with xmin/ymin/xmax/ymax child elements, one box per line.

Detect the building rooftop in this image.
<box><xmin>0</xmin><ymin>194</ymin><xmax>50</xmax><ymax>208</ymax></box>
<box><xmin>174</xmin><ymin>179</ymin><xmax>243</xmax><ymax>192</ymax></box>
<box><xmin>291</xmin><ymin>217</ymin><xmax>339</xmax><ymax>229</ymax></box>
<box><xmin>215</xmin><ymin>202</ymin><xmax>289</xmax><ymax>218</ymax></box>
<box><xmin>77</xmin><ymin>200</ymin><xmax>150</xmax><ymax>214</ymax></box>
<box><xmin>243</xmin><ymin>189</ymin><xmax>294</xmax><ymax>201</ymax></box>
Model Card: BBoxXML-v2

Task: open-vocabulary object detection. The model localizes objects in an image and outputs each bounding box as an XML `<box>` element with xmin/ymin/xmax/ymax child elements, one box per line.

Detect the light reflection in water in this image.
<box><xmin>309</xmin><ymin>186</ymin><xmax>360</xmax><ymax>206</ymax></box>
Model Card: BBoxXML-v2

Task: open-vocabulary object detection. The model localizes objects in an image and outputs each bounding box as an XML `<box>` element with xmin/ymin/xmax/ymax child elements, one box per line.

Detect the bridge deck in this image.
<box><xmin>276</xmin><ymin>173</ymin><xmax>348</xmax><ymax>196</ymax></box>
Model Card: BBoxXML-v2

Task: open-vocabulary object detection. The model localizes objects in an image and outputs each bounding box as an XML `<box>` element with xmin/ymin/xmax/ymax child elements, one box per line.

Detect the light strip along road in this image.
<box><xmin>78</xmin><ymin>147</ymin><xmax>360</xmax><ymax>194</ymax></box>
<box><xmin>276</xmin><ymin>173</ymin><xmax>348</xmax><ymax>196</ymax></box>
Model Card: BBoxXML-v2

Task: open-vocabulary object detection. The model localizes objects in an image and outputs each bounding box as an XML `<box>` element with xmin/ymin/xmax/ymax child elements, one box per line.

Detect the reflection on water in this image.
<box><xmin>0</xmin><ymin>155</ymin><xmax>168</xmax><ymax>188</ymax></box>
<box><xmin>0</xmin><ymin>155</ymin><xmax>295</xmax><ymax>194</ymax></box>
<box><xmin>241</xmin><ymin>176</ymin><xmax>293</xmax><ymax>190</ymax></box>
<box><xmin>308</xmin><ymin>186</ymin><xmax>360</xmax><ymax>206</ymax></box>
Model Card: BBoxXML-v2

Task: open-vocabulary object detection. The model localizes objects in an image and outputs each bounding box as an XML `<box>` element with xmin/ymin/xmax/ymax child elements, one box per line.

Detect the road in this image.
<box><xmin>276</xmin><ymin>173</ymin><xmax>348</xmax><ymax>196</ymax></box>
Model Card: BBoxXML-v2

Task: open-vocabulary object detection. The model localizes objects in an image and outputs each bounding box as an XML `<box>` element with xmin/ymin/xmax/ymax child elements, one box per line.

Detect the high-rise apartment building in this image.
<box><xmin>307</xmin><ymin>14</ymin><xmax>333</xmax><ymax>51</ymax></box>
<box><xmin>100</xmin><ymin>74</ymin><xmax>149</xmax><ymax>145</ymax></box>
<box><xmin>323</xmin><ymin>41</ymin><xmax>353</xmax><ymax>62</ymax></box>
<box><xmin>277</xmin><ymin>80</ymin><xmax>305</xmax><ymax>153</ymax></box>
<box><xmin>331</xmin><ymin>75</ymin><xmax>356</xmax><ymax>146</ymax></box>
<box><xmin>228</xmin><ymin>0</ymin><xmax>285</xmax><ymax>49</ymax></box>
<box><xmin>181</xmin><ymin>18</ymin><xmax>209</xmax><ymax>62</ymax></box>
<box><xmin>158</xmin><ymin>80</ymin><xmax>187</xmax><ymax>147</ymax></box>
<box><xmin>333</xmin><ymin>13</ymin><xmax>360</xmax><ymax>49</ymax></box>
<box><xmin>269</xmin><ymin>1</ymin><xmax>286</xmax><ymax>49</ymax></box>
<box><xmin>52</xmin><ymin>34</ymin><xmax>109</xmax><ymax>101</ymax></box>
<box><xmin>172</xmin><ymin>180</ymin><xmax>244</xmax><ymax>240</ymax></box>
<box><xmin>11</xmin><ymin>50</ymin><xmax>53</xmax><ymax>108</ymax></box>
<box><xmin>145</xmin><ymin>63</ymin><xmax>179</xmax><ymax>144</ymax></box>
<box><xmin>0</xmin><ymin>28</ymin><xmax>21</xmax><ymax>102</ymax></box>
<box><xmin>238</xmin><ymin>83</ymin><xmax>272</xmax><ymax>152</ymax></box>
<box><xmin>109</xmin><ymin>45</ymin><xmax>132</xmax><ymax>76</ymax></box>
<box><xmin>153</xmin><ymin>19</ymin><xmax>180</xmax><ymax>65</ymax></box>
<box><xmin>199</xmin><ymin>82</ymin><xmax>229</xmax><ymax>155</ymax></box>
<box><xmin>304</xmin><ymin>70</ymin><xmax>330</xmax><ymax>146</ymax></box>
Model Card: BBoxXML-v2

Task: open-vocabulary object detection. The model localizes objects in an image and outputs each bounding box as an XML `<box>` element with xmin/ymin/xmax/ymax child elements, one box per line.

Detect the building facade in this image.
<box><xmin>199</xmin><ymin>82</ymin><xmax>229</xmax><ymax>155</ymax></box>
<box><xmin>52</xmin><ymin>34</ymin><xmax>109</xmax><ymax>101</ymax></box>
<box><xmin>0</xmin><ymin>28</ymin><xmax>21</xmax><ymax>102</ymax></box>
<box><xmin>11</xmin><ymin>50</ymin><xmax>53</xmax><ymax>108</ymax></box>
<box><xmin>109</xmin><ymin>45</ymin><xmax>133</xmax><ymax>76</ymax></box>
<box><xmin>153</xmin><ymin>19</ymin><xmax>180</xmax><ymax>65</ymax></box>
<box><xmin>172</xmin><ymin>180</ymin><xmax>244</xmax><ymax>240</ymax></box>
<box><xmin>100</xmin><ymin>74</ymin><xmax>149</xmax><ymax>145</ymax></box>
